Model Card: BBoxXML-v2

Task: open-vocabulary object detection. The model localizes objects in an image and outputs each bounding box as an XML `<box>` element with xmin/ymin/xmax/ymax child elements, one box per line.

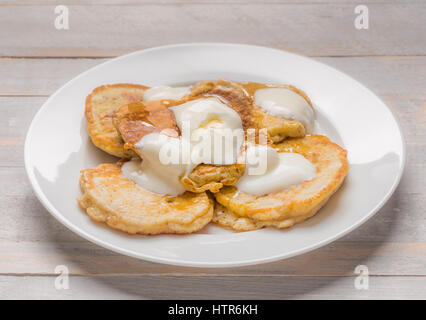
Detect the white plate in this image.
<box><xmin>25</xmin><ymin>43</ymin><xmax>405</xmax><ymax>267</ymax></box>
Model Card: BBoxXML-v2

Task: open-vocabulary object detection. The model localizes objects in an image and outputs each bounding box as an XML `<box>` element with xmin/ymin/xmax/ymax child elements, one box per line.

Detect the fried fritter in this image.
<box><xmin>242</xmin><ymin>82</ymin><xmax>314</xmax><ymax>143</ymax></box>
<box><xmin>191</xmin><ymin>79</ymin><xmax>311</xmax><ymax>143</ymax></box>
<box><xmin>85</xmin><ymin>84</ymin><xmax>148</xmax><ymax>158</ymax></box>
<box><xmin>84</xmin><ymin>80</ymin><xmax>311</xmax><ymax>159</ymax></box>
<box><xmin>213</xmin><ymin>135</ymin><xmax>348</xmax><ymax>230</ymax></box>
<box><xmin>112</xmin><ymin>100</ymin><xmax>245</xmax><ymax>193</ymax></box>
<box><xmin>182</xmin><ymin>163</ymin><xmax>246</xmax><ymax>193</ymax></box>
<box><xmin>189</xmin><ymin>79</ymin><xmax>255</xmax><ymax>129</ymax></box>
<box><xmin>213</xmin><ymin>202</ymin><xmax>313</xmax><ymax>231</ymax></box>
<box><xmin>78</xmin><ymin>162</ymin><xmax>213</xmax><ymax>234</ymax></box>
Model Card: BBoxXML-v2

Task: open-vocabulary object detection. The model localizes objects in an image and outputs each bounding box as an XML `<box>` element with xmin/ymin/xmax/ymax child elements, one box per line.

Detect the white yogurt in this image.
<box><xmin>123</xmin><ymin>97</ymin><xmax>244</xmax><ymax>196</ymax></box>
<box><xmin>171</xmin><ymin>97</ymin><xmax>244</xmax><ymax>166</ymax></box>
<box><xmin>236</xmin><ymin>144</ymin><xmax>316</xmax><ymax>196</ymax></box>
<box><xmin>254</xmin><ymin>87</ymin><xmax>315</xmax><ymax>133</ymax></box>
<box><xmin>121</xmin><ymin>133</ymin><xmax>187</xmax><ymax>196</ymax></box>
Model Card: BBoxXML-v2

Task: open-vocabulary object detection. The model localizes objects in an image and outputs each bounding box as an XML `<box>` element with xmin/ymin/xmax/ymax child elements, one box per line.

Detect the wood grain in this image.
<box><xmin>0</xmin><ymin>0</ymin><xmax>425</xmax><ymax>298</ymax></box>
<box><xmin>1</xmin><ymin>275</ymin><xmax>425</xmax><ymax>299</ymax></box>
<box><xmin>0</xmin><ymin>3</ymin><xmax>425</xmax><ymax>57</ymax></box>
<box><xmin>1</xmin><ymin>240</ymin><xmax>426</xmax><ymax>276</ymax></box>
<box><xmin>1</xmin><ymin>57</ymin><xmax>425</xmax><ymax>96</ymax></box>
<box><xmin>2</xmin><ymin>1</ymin><xmax>421</xmax><ymax>4</ymax></box>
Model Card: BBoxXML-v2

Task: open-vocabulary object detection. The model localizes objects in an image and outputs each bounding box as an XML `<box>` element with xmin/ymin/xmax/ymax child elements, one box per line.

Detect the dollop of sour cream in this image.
<box><xmin>122</xmin><ymin>97</ymin><xmax>244</xmax><ymax>196</ymax></box>
<box><xmin>170</xmin><ymin>97</ymin><xmax>244</xmax><ymax>167</ymax></box>
<box><xmin>143</xmin><ymin>86</ymin><xmax>190</xmax><ymax>101</ymax></box>
<box><xmin>123</xmin><ymin>91</ymin><xmax>317</xmax><ymax>197</ymax></box>
<box><xmin>121</xmin><ymin>133</ymin><xmax>187</xmax><ymax>196</ymax></box>
<box><xmin>236</xmin><ymin>144</ymin><xmax>316</xmax><ymax>196</ymax></box>
<box><xmin>254</xmin><ymin>87</ymin><xmax>315</xmax><ymax>133</ymax></box>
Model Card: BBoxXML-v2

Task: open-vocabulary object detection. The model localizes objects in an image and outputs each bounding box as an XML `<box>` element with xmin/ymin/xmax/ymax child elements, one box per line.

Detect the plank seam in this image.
<box><xmin>1</xmin><ymin>273</ymin><xmax>425</xmax><ymax>277</ymax></box>
<box><xmin>2</xmin><ymin>2</ymin><xmax>425</xmax><ymax>7</ymax></box>
<box><xmin>1</xmin><ymin>55</ymin><xmax>426</xmax><ymax>59</ymax></box>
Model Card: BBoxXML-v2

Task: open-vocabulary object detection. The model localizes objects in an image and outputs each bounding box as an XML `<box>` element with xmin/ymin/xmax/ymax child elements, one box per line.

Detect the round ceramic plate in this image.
<box><xmin>25</xmin><ymin>43</ymin><xmax>405</xmax><ymax>267</ymax></box>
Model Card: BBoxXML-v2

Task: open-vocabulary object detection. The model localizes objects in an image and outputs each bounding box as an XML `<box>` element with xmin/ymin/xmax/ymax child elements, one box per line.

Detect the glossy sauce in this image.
<box><xmin>122</xmin><ymin>97</ymin><xmax>244</xmax><ymax>196</ymax></box>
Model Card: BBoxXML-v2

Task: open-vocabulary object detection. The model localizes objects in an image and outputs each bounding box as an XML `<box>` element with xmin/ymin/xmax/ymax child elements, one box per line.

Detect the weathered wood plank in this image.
<box><xmin>0</xmin><ymin>0</ymin><xmax>424</xmax><ymax>299</ymax></box>
<box><xmin>1</xmin><ymin>240</ymin><xmax>426</xmax><ymax>276</ymax></box>
<box><xmin>0</xmin><ymin>4</ymin><xmax>425</xmax><ymax>57</ymax></box>
<box><xmin>1</xmin><ymin>275</ymin><xmax>425</xmax><ymax>299</ymax></box>
<box><xmin>2</xmin><ymin>1</ymin><xmax>420</xmax><ymax>5</ymax></box>
<box><xmin>1</xmin><ymin>97</ymin><xmax>44</xmax><ymax>137</ymax></box>
<box><xmin>1</xmin><ymin>57</ymin><xmax>425</xmax><ymax>96</ymax></box>
<box><xmin>0</xmin><ymin>58</ymin><xmax>104</xmax><ymax>96</ymax></box>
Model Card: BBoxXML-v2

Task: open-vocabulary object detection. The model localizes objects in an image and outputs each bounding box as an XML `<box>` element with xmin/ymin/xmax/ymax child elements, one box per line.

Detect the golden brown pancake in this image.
<box><xmin>85</xmin><ymin>84</ymin><xmax>148</xmax><ymax>158</ymax></box>
<box><xmin>84</xmin><ymin>80</ymin><xmax>310</xmax><ymax>159</ymax></box>
<box><xmin>240</xmin><ymin>81</ymin><xmax>313</xmax><ymax>143</ymax></box>
<box><xmin>112</xmin><ymin>100</ymin><xmax>245</xmax><ymax>193</ymax></box>
<box><xmin>213</xmin><ymin>202</ymin><xmax>313</xmax><ymax>232</ymax></box>
<box><xmin>182</xmin><ymin>163</ymin><xmax>245</xmax><ymax>193</ymax></box>
<box><xmin>78</xmin><ymin>162</ymin><xmax>213</xmax><ymax>235</ymax></box>
<box><xmin>188</xmin><ymin>79</ymin><xmax>255</xmax><ymax>129</ymax></box>
<box><xmin>81</xmin><ymin>81</ymin><xmax>348</xmax><ymax>235</ymax></box>
<box><xmin>113</xmin><ymin>100</ymin><xmax>178</xmax><ymax>148</ymax></box>
<box><xmin>213</xmin><ymin>135</ymin><xmax>348</xmax><ymax>230</ymax></box>
<box><xmin>190</xmin><ymin>79</ymin><xmax>311</xmax><ymax>143</ymax></box>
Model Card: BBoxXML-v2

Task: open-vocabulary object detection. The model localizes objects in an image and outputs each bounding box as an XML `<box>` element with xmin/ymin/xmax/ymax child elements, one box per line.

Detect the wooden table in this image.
<box><xmin>1</xmin><ymin>1</ymin><xmax>425</xmax><ymax>299</ymax></box>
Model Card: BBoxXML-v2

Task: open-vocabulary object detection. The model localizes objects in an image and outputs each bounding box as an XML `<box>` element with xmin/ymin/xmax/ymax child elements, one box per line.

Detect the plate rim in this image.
<box><xmin>24</xmin><ymin>42</ymin><xmax>406</xmax><ymax>268</ymax></box>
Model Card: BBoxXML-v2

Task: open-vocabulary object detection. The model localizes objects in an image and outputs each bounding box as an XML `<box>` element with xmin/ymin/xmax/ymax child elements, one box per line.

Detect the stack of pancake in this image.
<box><xmin>79</xmin><ymin>79</ymin><xmax>348</xmax><ymax>234</ymax></box>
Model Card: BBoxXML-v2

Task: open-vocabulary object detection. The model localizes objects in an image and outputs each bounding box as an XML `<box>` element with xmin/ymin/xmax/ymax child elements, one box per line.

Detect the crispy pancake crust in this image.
<box><xmin>85</xmin><ymin>84</ymin><xmax>148</xmax><ymax>158</ymax></box>
<box><xmin>112</xmin><ymin>100</ymin><xmax>245</xmax><ymax>193</ymax></box>
<box><xmin>182</xmin><ymin>163</ymin><xmax>246</xmax><ymax>193</ymax></box>
<box><xmin>214</xmin><ymin>135</ymin><xmax>348</xmax><ymax>227</ymax></box>
<box><xmin>213</xmin><ymin>203</ymin><xmax>314</xmax><ymax>231</ymax></box>
<box><xmin>78</xmin><ymin>162</ymin><xmax>213</xmax><ymax>234</ymax></box>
